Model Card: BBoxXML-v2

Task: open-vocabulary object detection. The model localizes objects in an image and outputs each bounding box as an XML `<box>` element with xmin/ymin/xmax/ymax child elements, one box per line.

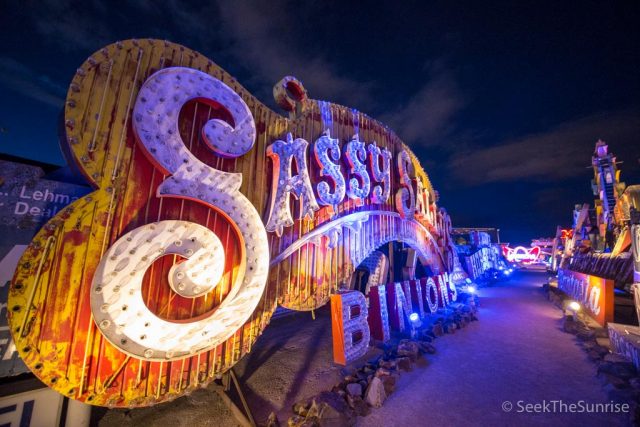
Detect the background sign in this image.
<box><xmin>0</xmin><ymin>387</ymin><xmax>63</xmax><ymax>427</ymax></box>
<box><xmin>558</xmin><ymin>268</ymin><xmax>614</xmax><ymax>325</ymax></box>
<box><xmin>0</xmin><ymin>160</ymin><xmax>89</xmax><ymax>378</ymax></box>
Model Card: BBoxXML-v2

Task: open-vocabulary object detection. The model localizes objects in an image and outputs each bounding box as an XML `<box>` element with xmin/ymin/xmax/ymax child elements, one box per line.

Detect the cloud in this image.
<box><xmin>27</xmin><ymin>0</ymin><xmax>113</xmax><ymax>51</ymax></box>
<box><xmin>17</xmin><ymin>0</ymin><xmax>466</xmax><ymax>137</ymax></box>
<box><xmin>380</xmin><ymin>66</ymin><xmax>465</xmax><ymax>147</ymax></box>
<box><xmin>449</xmin><ymin>110</ymin><xmax>640</xmax><ymax>185</ymax></box>
<box><xmin>0</xmin><ymin>57</ymin><xmax>66</xmax><ymax>108</ymax></box>
<box><xmin>25</xmin><ymin>0</ymin><xmax>378</xmax><ymax>111</ymax></box>
<box><xmin>215</xmin><ymin>1</ymin><xmax>375</xmax><ymax>109</ymax></box>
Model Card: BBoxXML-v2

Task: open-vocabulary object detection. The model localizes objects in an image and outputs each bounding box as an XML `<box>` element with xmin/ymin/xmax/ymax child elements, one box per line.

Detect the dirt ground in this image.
<box><xmin>361</xmin><ymin>272</ymin><xmax>630</xmax><ymax>426</ymax></box>
<box><xmin>97</xmin><ymin>306</ymin><xmax>378</xmax><ymax>426</ymax></box>
<box><xmin>98</xmin><ymin>271</ymin><xmax>630</xmax><ymax>426</ymax></box>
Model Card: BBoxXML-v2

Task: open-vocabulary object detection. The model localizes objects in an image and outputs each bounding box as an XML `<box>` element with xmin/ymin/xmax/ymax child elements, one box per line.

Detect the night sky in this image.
<box><xmin>1</xmin><ymin>1</ymin><xmax>639</xmax><ymax>244</ymax></box>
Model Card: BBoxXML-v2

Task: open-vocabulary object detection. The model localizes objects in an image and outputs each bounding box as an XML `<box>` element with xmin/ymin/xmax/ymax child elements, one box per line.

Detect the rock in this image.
<box><xmin>598</xmin><ymin>361</ymin><xmax>637</xmax><ymax>380</ymax></box>
<box><xmin>306</xmin><ymin>400</ymin><xmax>322</xmax><ymax>419</ymax></box>
<box><xmin>375</xmin><ymin>368</ymin><xmax>391</xmax><ymax>377</ymax></box>
<box><xmin>362</xmin><ymin>366</ymin><xmax>375</xmax><ymax>375</ymax></box>
<box><xmin>397</xmin><ymin>341</ymin><xmax>420</xmax><ymax>361</ymax></box>
<box><xmin>364</xmin><ymin>377</ymin><xmax>387</xmax><ymax>408</ymax></box>
<box><xmin>562</xmin><ymin>316</ymin><xmax>579</xmax><ymax>334</ymax></box>
<box><xmin>331</xmin><ymin>385</ymin><xmax>344</xmax><ymax>394</ymax></box>
<box><xmin>346</xmin><ymin>383</ymin><xmax>362</xmax><ymax>397</ymax></box>
<box><xmin>598</xmin><ymin>372</ymin><xmax>630</xmax><ymax>389</ymax></box>
<box><xmin>266</xmin><ymin>412</ymin><xmax>281</xmax><ymax>427</ymax></box>
<box><xmin>292</xmin><ymin>401</ymin><xmax>310</xmax><ymax>417</ymax></box>
<box><xmin>379</xmin><ymin>359</ymin><xmax>395</xmax><ymax>370</ymax></box>
<box><xmin>577</xmin><ymin>328</ymin><xmax>596</xmax><ymax>341</ymax></box>
<box><xmin>419</xmin><ymin>342</ymin><xmax>436</xmax><ymax>354</ymax></box>
<box><xmin>587</xmin><ymin>350</ymin><xmax>604</xmax><ymax>361</ymax></box>
<box><xmin>314</xmin><ymin>392</ymin><xmax>355</xmax><ymax>427</ymax></box>
<box><xmin>604</xmin><ymin>353</ymin><xmax>629</xmax><ymax>364</ymax></box>
<box><xmin>287</xmin><ymin>415</ymin><xmax>305</xmax><ymax>427</ymax></box>
<box><xmin>367</xmin><ymin>355</ymin><xmax>383</xmax><ymax>366</ymax></box>
<box><xmin>346</xmin><ymin>394</ymin><xmax>370</xmax><ymax>417</ymax></box>
<box><xmin>315</xmin><ymin>391</ymin><xmax>350</xmax><ymax>412</ymax></box>
<box><xmin>432</xmin><ymin>323</ymin><xmax>444</xmax><ymax>337</ymax></box>
<box><xmin>419</xmin><ymin>334</ymin><xmax>433</xmax><ymax>343</ymax></box>
<box><xmin>396</xmin><ymin>357</ymin><xmax>412</xmax><ymax>372</ymax></box>
<box><xmin>317</xmin><ymin>403</ymin><xmax>353</xmax><ymax>427</ymax></box>
<box><xmin>344</xmin><ymin>375</ymin><xmax>358</xmax><ymax>384</ymax></box>
<box><xmin>355</xmin><ymin>371</ymin><xmax>368</xmax><ymax>382</ymax></box>
<box><xmin>381</xmin><ymin>374</ymin><xmax>397</xmax><ymax>395</ymax></box>
<box><xmin>592</xmin><ymin>345</ymin><xmax>610</xmax><ymax>358</ymax></box>
<box><xmin>443</xmin><ymin>322</ymin><xmax>457</xmax><ymax>334</ymax></box>
<box><xmin>340</xmin><ymin>367</ymin><xmax>356</xmax><ymax>377</ymax></box>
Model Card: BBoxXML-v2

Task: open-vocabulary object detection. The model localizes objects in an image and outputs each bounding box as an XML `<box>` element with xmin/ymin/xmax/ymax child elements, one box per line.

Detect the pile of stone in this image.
<box><xmin>544</xmin><ymin>282</ymin><xmax>640</xmax><ymax>423</ymax></box>
<box><xmin>269</xmin><ymin>297</ymin><xmax>478</xmax><ymax>427</ymax></box>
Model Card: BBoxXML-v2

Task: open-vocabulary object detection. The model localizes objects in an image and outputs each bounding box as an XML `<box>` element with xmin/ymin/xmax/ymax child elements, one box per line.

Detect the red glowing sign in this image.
<box><xmin>502</xmin><ymin>245</ymin><xmax>541</xmax><ymax>264</ymax></box>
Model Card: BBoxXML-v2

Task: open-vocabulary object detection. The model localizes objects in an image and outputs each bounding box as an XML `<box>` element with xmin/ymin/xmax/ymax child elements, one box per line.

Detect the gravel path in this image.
<box><xmin>359</xmin><ymin>271</ymin><xmax>630</xmax><ymax>426</ymax></box>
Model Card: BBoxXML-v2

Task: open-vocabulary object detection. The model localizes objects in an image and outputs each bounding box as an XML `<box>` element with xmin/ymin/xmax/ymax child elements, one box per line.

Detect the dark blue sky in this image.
<box><xmin>1</xmin><ymin>1</ymin><xmax>639</xmax><ymax>244</ymax></box>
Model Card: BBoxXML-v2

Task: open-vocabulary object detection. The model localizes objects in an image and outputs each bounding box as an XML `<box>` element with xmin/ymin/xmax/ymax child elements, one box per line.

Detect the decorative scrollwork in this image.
<box><xmin>91</xmin><ymin>67</ymin><xmax>270</xmax><ymax>361</ymax></box>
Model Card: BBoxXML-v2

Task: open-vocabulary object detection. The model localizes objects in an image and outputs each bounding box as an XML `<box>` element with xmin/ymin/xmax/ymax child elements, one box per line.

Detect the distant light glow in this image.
<box><xmin>567</xmin><ymin>301</ymin><xmax>581</xmax><ymax>312</ymax></box>
<box><xmin>409</xmin><ymin>312</ymin><xmax>420</xmax><ymax>322</ymax></box>
<box><xmin>467</xmin><ymin>285</ymin><xmax>476</xmax><ymax>294</ymax></box>
<box><xmin>502</xmin><ymin>245</ymin><xmax>541</xmax><ymax>264</ymax></box>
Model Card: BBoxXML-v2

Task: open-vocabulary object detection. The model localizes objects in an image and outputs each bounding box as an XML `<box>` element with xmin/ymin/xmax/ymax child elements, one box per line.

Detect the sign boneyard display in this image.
<box><xmin>558</xmin><ymin>268</ymin><xmax>614</xmax><ymax>326</ymax></box>
<box><xmin>7</xmin><ymin>40</ymin><xmax>458</xmax><ymax>407</ymax></box>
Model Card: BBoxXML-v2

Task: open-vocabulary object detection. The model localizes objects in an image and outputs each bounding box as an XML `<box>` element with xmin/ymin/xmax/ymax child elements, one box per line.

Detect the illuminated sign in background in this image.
<box><xmin>557</xmin><ymin>268</ymin><xmax>614</xmax><ymax>326</ymax></box>
<box><xmin>502</xmin><ymin>245</ymin><xmax>541</xmax><ymax>264</ymax></box>
<box><xmin>0</xmin><ymin>161</ymin><xmax>89</xmax><ymax>378</ymax></box>
<box><xmin>7</xmin><ymin>40</ymin><xmax>454</xmax><ymax>407</ymax></box>
<box><xmin>465</xmin><ymin>246</ymin><xmax>500</xmax><ymax>279</ymax></box>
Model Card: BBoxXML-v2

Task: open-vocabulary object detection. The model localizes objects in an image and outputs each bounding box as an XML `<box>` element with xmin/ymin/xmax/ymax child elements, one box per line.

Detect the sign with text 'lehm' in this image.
<box><xmin>558</xmin><ymin>268</ymin><xmax>614</xmax><ymax>326</ymax></box>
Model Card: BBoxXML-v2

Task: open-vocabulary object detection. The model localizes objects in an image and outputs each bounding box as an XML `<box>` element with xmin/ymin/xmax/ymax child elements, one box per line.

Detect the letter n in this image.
<box><xmin>436</xmin><ymin>274</ymin><xmax>450</xmax><ymax>307</ymax></box>
<box><xmin>386</xmin><ymin>282</ymin><xmax>413</xmax><ymax>332</ymax></box>
<box><xmin>408</xmin><ymin>279</ymin><xmax>425</xmax><ymax>318</ymax></box>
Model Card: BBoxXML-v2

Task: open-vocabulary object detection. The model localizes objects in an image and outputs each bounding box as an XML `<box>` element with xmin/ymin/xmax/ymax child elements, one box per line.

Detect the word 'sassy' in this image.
<box><xmin>266</xmin><ymin>131</ymin><xmax>434</xmax><ymax>237</ymax></box>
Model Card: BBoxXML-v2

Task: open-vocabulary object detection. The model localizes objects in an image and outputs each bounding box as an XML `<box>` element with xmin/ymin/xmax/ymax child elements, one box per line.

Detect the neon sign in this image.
<box><xmin>502</xmin><ymin>245</ymin><xmax>541</xmax><ymax>264</ymax></box>
<box><xmin>7</xmin><ymin>39</ymin><xmax>456</xmax><ymax>407</ymax></box>
<box><xmin>331</xmin><ymin>274</ymin><xmax>456</xmax><ymax>365</ymax></box>
<box><xmin>557</xmin><ymin>269</ymin><xmax>613</xmax><ymax>326</ymax></box>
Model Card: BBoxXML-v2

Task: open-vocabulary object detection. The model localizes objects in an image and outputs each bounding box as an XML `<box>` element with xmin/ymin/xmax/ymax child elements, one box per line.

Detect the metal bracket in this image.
<box><xmin>213</xmin><ymin>369</ymin><xmax>256</xmax><ymax>427</ymax></box>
